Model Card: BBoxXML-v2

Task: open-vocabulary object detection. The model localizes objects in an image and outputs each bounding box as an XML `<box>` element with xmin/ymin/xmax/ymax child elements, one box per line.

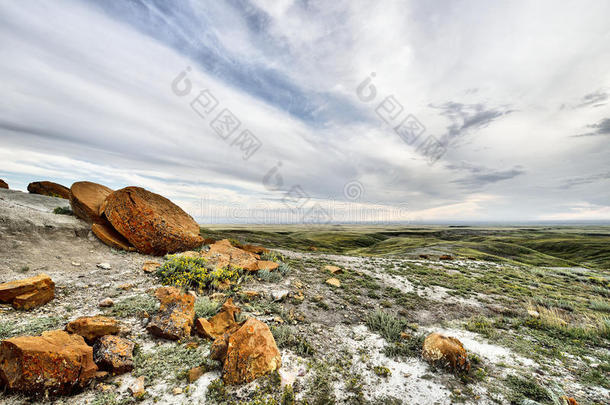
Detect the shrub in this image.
<box><xmin>156</xmin><ymin>255</ymin><xmax>241</xmax><ymax>290</ymax></box>
<box><xmin>272</xmin><ymin>325</ymin><xmax>315</xmax><ymax>356</ymax></box>
<box><xmin>110</xmin><ymin>295</ymin><xmax>157</xmax><ymax>318</ymax></box>
<box><xmin>365</xmin><ymin>310</ymin><xmax>408</xmax><ymax>342</ymax></box>
<box><xmin>195</xmin><ymin>296</ymin><xmax>221</xmax><ymax>319</ymax></box>
<box><xmin>258</xmin><ymin>269</ymin><xmax>282</xmax><ymax>283</ymax></box>
<box><xmin>53</xmin><ymin>206</ymin><xmax>73</xmax><ymax>215</ymax></box>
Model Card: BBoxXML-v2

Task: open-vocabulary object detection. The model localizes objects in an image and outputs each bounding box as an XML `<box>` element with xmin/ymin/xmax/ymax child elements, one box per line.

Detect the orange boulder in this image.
<box><xmin>147</xmin><ymin>287</ymin><xmax>195</xmax><ymax>340</ymax></box>
<box><xmin>70</xmin><ymin>181</ymin><xmax>113</xmax><ymax>224</ymax></box>
<box><xmin>202</xmin><ymin>239</ymin><xmax>258</xmax><ymax>271</ymax></box>
<box><xmin>240</xmin><ymin>244</ymin><xmax>270</xmax><ymax>255</ymax></box>
<box><xmin>422</xmin><ymin>332</ymin><xmax>470</xmax><ymax>372</ymax></box>
<box><xmin>196</xmin><ymin>298</ymin><xmax>241</xmax><ymax>340</ymax></box>
<box><xmin>93</xmin><ymin>335</ymin><xmax>134</xmax><ymax>374</ymax></box>
<box><xmin>65</xmin><ymin>316</ymin><xmax>120</xmax><ymax>342</ymax></box>
<box><xmin>0</xmin><ymin>330</ymin><xmax>97</xmax><ymax>394</ymax></box>
<box><xmin>257</xmin><ymin>261</ymin><xmax>279</xmax><ymax>271</ymax></box>
<box><xmin>222</xmin><ymin>318</ymin><xmax>282</xmax><ymax>385</ymax></box>
<box><xmin>0</xmin><ymin>273</ymin><xmax>54</xmax><ymax>310</ymax></box>
<box><xmin>101</xmin><ymin>187</ymin><xmax>203</xmax><ymax>256</ymax></box>
<box><xmin>0</xmin><ymin>179</ymin><xmax>8</xmax><ymax>189</ymax></box>
<box><xmin>92</xmin><ymin>221</ymin><xmax>135</xmax><ymax>251</ymax></box>
<box><xmin>27</xmin><ymin>181</ymin><xmax>71</xmax><ymax>199</ymax></box>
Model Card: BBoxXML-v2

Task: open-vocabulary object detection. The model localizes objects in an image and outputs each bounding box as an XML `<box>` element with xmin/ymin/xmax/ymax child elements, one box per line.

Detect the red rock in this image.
<box><xmin>65</xmin><ymin>316</ymin><xmax>120</xmax><ymax>342</ymax></box>
<box><xmin>142</xmin><ymin>261</ymin><xmax>161</xmax><ymax>273</ymax></box>
<box><xmin>422</xmin><ymin>332</ymin><xmax>470</xmax><ymax>372</ymax></box>
<box><xmin>439</xmin><ymin>255</ymin><xmax>454</xmax><ymax>261</ymax></box>
<box><xmin>196</xmin><ymin>298</ymin><xmax>241</xmax><ymax>340</ymax></box>
<box><xmin>27</xmin><ymin>181</ymin><xmax>71</xmax><ymax>199</ymax></box>
<box><xmin>0</xmin><ymin>273</ymin><xmax>55</xmax><ymax>310</ymax></box>
<box><xmin>257</xmin><ymin>261</ymin><xmax>279</xmax><ymax>271</ymax></box>
<box><xmin>202</xmin><ymin>240</ymin><xmax>258</xmax><ymax>271</ymax></box>
<box><xmin>102</xmin><ymin>187</ymin><xmax>203</xmax><ymax>256</ymax></box>
<box><xmin>561</xmin><ymin>397</ymin><xmax>579</xmax><ymax>405</ymax></box>
<box><xmin>0</xmin><ymin>330</ymin><xmax>97</xmax><ymax>394</ymax></box>
<box><xmin>70</xmin><ymin>181</ymin><xmax>113</xmax><ymax>224</ymax></box>
<box><xmin>222</xmin><ymin>318</ymin><xmax>282</xmax><ymax>385</ymax></box>
<box><xmin>147</xmin><ymin>287</ymin><xmax>195</xmax><ymax>340</ymax></box>
<box><xmin>93</xmin><ymin>335</ymin><xmax>134</xmax><ymax>374</ymax></box>
<box><xmin>187</xmin><ymin>366</ymin><xmax>204</xmax><ymax>382</ymax></box>
<box><xmin>91</xmin><ymin>221</ymin><xmax>135</xmax><ymax>251</ymax></box>
<box><xmin>0</xmin><ymin>179</ymin><xmax>8</xmax><ymax>189</ymax></box>
<box><xmin>240</xmin><ymin>244</ymin><xmax>270</xmax><ymax>255</ymax></box>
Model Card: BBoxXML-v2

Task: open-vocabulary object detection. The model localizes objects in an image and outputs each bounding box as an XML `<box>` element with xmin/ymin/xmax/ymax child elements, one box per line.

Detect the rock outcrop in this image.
<box><xmin>0</xmin><ymin>273</ymin><xmax>55</xmax><ymax>310</ymax></box>
<box><xmin>196</xmin><ymin>298</ymin><xmax>241</xmax><ymax>340</ymax></box>
<box><xmin>93</xmin><ymin>335</ymin><xmax>134</xmax><ymax>374</ymax></box>
<box><xmin>147</xmin><ymin>287</ymin><xmax>195</xmax><ymax>340</ymax></box>
<box><xmin>0</xmin><ymin>330</ymin><xmax>97</xmax><ymax>394</ymax></box>
<box><xmin>422</xmin><ymin>332</ymin><xmax>470</xmax><ymax>372</ymax></box>
<box><xmin>70</xmin><ymin>181</ymin><xmax>113</xmax><ymax>224</ymax></box>
<box><xmin>221</xmin><ymin>318</ymin><xmax>282</xmax><ymax>385</ymax></box>
<box><xmin>101</xmin><ymin>186</ymin><xmax>203</xmax><ymax>256</ymax></box>
<box><xmin>65</xmin><ymin>316</ymin><xmax>120</xmax><ymax>342</ymax></box>
<box><xmin>0</xmin><ymin>179</ymin><xmax>9</xmax><ymax>189</ymax></box>
<box><xmin>27</xmin><ymin>181</ymin><xmax>71</xmax><ymax>199</ymax></box>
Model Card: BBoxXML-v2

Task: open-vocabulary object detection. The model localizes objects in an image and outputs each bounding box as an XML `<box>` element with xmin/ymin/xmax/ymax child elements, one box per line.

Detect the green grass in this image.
<box><xmin>590</xmin><ymin>299</ymin><xmax>610</xmax><ymax>313</ymax></box>
<box><xmin>109</xmin><ymin>294</ymin><xmax>158</xmax><ymax>318</ymax></box>
<box><xmin>0</xmin><ymin>316</ymin><xmax>65</xmax><ymax>339</ymax></box>
<box><xmin>271</xmin><ymin>325</ymin><xmax>315</xmax><ymax>356</ymax></box>
<box><xmin>365</xmin><ymin>310</ymin><xmax>408</xmax><ymax>342</ymax></box>
<box><xmin>194</xmin><ymin>296</ymin><xmax>221</xmax><ymax>319</ymax></box>
<box><xmin>133</xmin><ymin>342</ymin><xmax>213</xmax><ymax>383</ymax></box>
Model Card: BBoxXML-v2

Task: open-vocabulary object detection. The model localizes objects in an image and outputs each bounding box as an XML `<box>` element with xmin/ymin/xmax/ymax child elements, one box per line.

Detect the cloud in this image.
<box><xmin>576</xmin><ymin>90</ymin><xmax>608</xmax><ymax>108</ymax></box>
<box><xmin>572</xmin><ymin>118</ymin><xmax>610</xmax><ymax>137</ymax></box>
<box><xmin>448</xmin><ymin>162</ymin><xmax>525</xmax><ymax>188</ymax></box>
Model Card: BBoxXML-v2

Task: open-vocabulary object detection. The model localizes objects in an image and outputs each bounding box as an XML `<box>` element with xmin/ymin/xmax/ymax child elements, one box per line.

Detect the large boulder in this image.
<box><xmin>91</xmin><ymin>221</ymin><xmax>135</xmax><ymax>251</ymax></box>
<box><xmin>70</xmin><ymin>181</ymin><xmax>113</xmax><ymax>224</ymax></box>
<box><xmin>101</xmin><ymin>187</ymin><xmax>203</xmax><ymax>256</ymax></box>
<box><xmin>93</xmin><ymin>335</ymin><xmax>134</xmax><ymax>374</ymax></box>
<box><xmin>0</xmin><ymin>273</ymin><xmax>55</xmax><ymax>310</ymax></box>
<box><xmin>0</xmin><ymin>330</ymin><xmax>97</xmax><ymax>394</ymax></box>
<box><xmin>65</xmin><ymin>316</ymin><xmax>120</xmax><ymax>343</ymax></box>
<box><xmin>27</xmin><ymin>181</ymin><xmax>71</xmax><ymax>199</ymax></box>
<box><xmin>203</xmin><ymin>239</ymin><xmax>259</xmax><ymax>271</ymax></box>
<box><xmin>0</xmin><ymin>179</ymin><xmax>8</xmax><ymax>189</ymax></box>
<box><xmin>422</xmin><ymin>332</ymin><xmax>470</xmax><ymax>372</ymax></box>
<box><xmin>196</xmin><ymin>298</ymin><xmax>241</xmax><ymax>340</ymax></box>
<box><xmin>147</xmin><ymin>287</ymin><xmax>195</xmax><ymax>340</ymax></box>
<box><xmin>222</xmin><ymin>318</ymin><xmax>282</xmax><ymax>385</ymax></box>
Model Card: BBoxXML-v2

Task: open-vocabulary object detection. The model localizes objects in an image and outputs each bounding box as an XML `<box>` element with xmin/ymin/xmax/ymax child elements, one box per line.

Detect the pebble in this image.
<box><xmin>97</xmin><ymin>263</ymin><xmax>111</xmax><ymax>270</ymax></box>
<box><xmin>71</xmin><ymin>262</ymin><xmax>81</xmax><ymax>267</ymax></box>
<box><xmin>99</xmin><ymin>298</ymin><xmax>114</xmax><ymax>307</ymax></box>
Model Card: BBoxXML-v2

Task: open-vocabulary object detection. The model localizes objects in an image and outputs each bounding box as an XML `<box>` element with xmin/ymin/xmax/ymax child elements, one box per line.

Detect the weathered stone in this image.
<box><xmin>129</xmin><ymin>376</ymin><xmax>145</xmax><ymax>398</ymax></box>
<box><xmin>439</xmin><ymin>255</ymin><xmax>454</xmax><ymax>261</ymax></box>
<box><xmin>422</xmin><ymin>332</ymin><xmax>470</xmax><ymax>372</ymax></box>
<box><xmin>0</xmin><ymin>273</ymin><xmax>55</xmax><ymax>310</ymax></box>
<box><xmin>65</xmin><ymin>316</ymin><xmax>120</xmax><ymax>342</ymax></box>
<box><xmin>241</xmin><ymin>291</ymin><xmax>260</xmax><ymax>299</ymax></box>
<box><xmin>70</xmin><ymin>181</ymin><xmax>113</xmax><ymax>224</ymax></box>
<box><xmin>202</xmin><ymin>240</ymin><xmax>258</xmax><ymax>271</ymax></box>
<box><xmin>187</xmin><ymin>366</ymin><xmax>204</xmax><ymax>383</ymax></box>
<box><xmin>147</xmin><ymin>287</ymin><xmax>195</xmax><ymax>340</ymax></box>
<box><xmin>271</xmin><ymin>290</ymin><xmax>290</xmax><ymax>302</ymax></box>
<box><xmin>0</xmin><ymin>179</ymin><xmax>8</xmax><ymax>189</ymax></box>
<box><xmin>142</xmin><ymin>261</ymin><xmax>161</xmax><ymax>273</ymax></box>
<box><xmin>210</xmin><ymin>334</ymin><xmax>230</xmax><ymax>361</ymax></box>
<box><xmin>0</xmin><ymin>330</ymin><xmax>97</xmax><ymax>394</ymax></box>
<box><xmin>325</xmin><ymin>278</ymin><xmax>341</xmax><ymax>288</ymax></box>
<box><xmin>196</xmin><ymin>298</ymin><xmax>241</xmax><ymax>340</ymax></box>
<box><xmin>97</xmin><ymin>263</ymin><xmax>111</xmax><ymax>270</ymax></box>
<box><xmin>99</xmin><ymin>298</ymin><xmax>114</xmax><ymax>308</ymax></box>
<box><xmin>92</xmin><ymin>221</ymin><xmax>135</xmax><ymax>251</ymax></box>
<box><xmin>240</xmin><ymin>244</ymin><xmax>269</xmax><ymax>255</ymax></box>
<box><xmin>27</xmin><ymin>181</ymin><xmax>71</xmax><ymax>199</ymax></box>
<box><xmin>93</xmin><ymin>335</ymin><xmax>134</xmax><ymax>374</ymax></box>
<box><xmin>323</xmin><ymin>265</ymin><xmax>343</xmax><ymax>274</ymax></box>
<box><xmin>102</xmin><ymin>186</ymin><xmax>203</xmax><ymax>256</ymax></box>
<box><xmin>257</xmin><ymin>261</ymin><xmax>279</xmax><ymax>271</ymax></box>
<box><xmin>561</xmin><ymin>397</ymin><xmax>579</xmax><ymax>405</ymax></box>
<box><xmin>222</xmin><ymin>318</ymin><xmax>282</xmax><ymax>385</ymax></box>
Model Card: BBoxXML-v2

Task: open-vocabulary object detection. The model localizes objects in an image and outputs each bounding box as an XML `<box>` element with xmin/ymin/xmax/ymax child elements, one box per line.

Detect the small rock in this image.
<box><xmin>196</xmin><ymin>298</ymin><xmax>241</xmax><ymax>340</ymax></box>
<box><xmin>527</xmin><ymin>309</ymin><xmax>540</xmax><ymax>318</ymax></box>
<box><xmin>142</xmin><ymin>261</ymin><xmax>161</xmax><ymax>273</ymax></box>
<box><xmin>257</xmin><ymin>261</ymin><xmax>279</xmax><ymax>271</ymax></box>
<box><xmin>325</xmin><ymin>278</ymin><xmax>341</xmax><ymax>288</ymax></box>
<box><xmin>188</xmin><ymin>366</ymin><xmax>204</xmax><ymax>383</ymax></box>
<box><xmin>93</xmin><ymin>335</ymin><xmax>135</xmax><ymax>374</ymax></box>
<box><xmin>129</xmin><ymin>376</ymin><xmax>145</xmax><ymax>398</ymax></box>
<box><xmin>0</xmin><ymin>273</ymin><xmax>55</xmax><ymax>310</ymax></box>
<box><xmin>323</xmin><ymin>265</ymin><xmax>343</xmax><ymax>274</ymax></box>
<box><xmin>271</xmin><ymin>289</ymin><xmax>290</xmax><ymax>302</ymax></box>
<box><xmin>147</xmin><ymin>287</ymin><xmax>195</xmax><ymax>340</ymax></box>
<box><xmin>97</xmin><ymin>263</ymin><xmax>111</xmax><ymax>270</ymax></box>
<box><xmin>72</xmin><ymin>262</ymin><xmax>81</xmax><ymax>267</ymax></box>
<box><xmin>118</xmin><ymin>283</ymin><xmax>133</xmax><ymax>290</ymax></box>
<box><xmin>99</xmin><ymin>298</ymin><xmax>114</xmax><ymax>307</ymax></box>
<box><xmin>173</xmin><ymin>387</ymin><xmax>183</xmax><ymax>395</ymax></box>
<box><xmin>292</xmin><ymin>280</ymin><xmax>303</xmax><ymax>289</ymax></box>
<box><xmin>66</xmin><ymin>316</ymin><xmax>120</xmax><ymax>342</ymax></box>
<box><xmin>422</xmin><ymin>332</ymin><xmax>470</xmax><ymax>372</ymax></box>
<box><xmin>242</xmin><ymin>290</ymin><xmax>260</xmax><ymax>299</ymax></box>
<box><xmin>439</xmin><ymin>255</ymin><xmax>454</xmax><ymax>261</ymax></box>
<box><xmin>95</xmin><ymin>371</ymin><xmax>109</xmax><ymax>379</ymax></box>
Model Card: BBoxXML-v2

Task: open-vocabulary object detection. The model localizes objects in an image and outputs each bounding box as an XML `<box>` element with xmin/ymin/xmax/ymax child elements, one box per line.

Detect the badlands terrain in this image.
<box><xmin>0</xmin><ymin>188</ymin><xmax>609</xmax><ymax>404</ymax></box>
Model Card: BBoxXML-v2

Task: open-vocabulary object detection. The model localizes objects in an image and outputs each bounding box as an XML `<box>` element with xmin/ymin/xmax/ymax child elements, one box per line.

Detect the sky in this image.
<box><xmin>1</xmin><ymin>0</ymin><xmax>609</xmax><ymax>224</ymax></box>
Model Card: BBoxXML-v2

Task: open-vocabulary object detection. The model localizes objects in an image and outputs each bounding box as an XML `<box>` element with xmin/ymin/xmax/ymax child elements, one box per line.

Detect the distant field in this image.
<box><xmin>200</xmin><ymin>225</ymin><xmax>610</xmax><ymax>270</ymax></box>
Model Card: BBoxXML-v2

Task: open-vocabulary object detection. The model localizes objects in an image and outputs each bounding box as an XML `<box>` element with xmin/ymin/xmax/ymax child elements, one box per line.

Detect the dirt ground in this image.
<box><xmin>0</xmin><ymin>189</ymin><xmax>608</xmax><ymax>404</ymax></box>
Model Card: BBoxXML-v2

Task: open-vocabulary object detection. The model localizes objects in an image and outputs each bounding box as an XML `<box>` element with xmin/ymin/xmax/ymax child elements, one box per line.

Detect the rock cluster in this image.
<box><xmin>69</xmin><ymin>182</ymin><xmax>203</xmax><ymax>255</ymax></box>
<box><xmin>27</xmin><ymin>181</ymin><xmax>71</xmax><ymax>199</ymax></box>
<box><xmin>196</xmin><ymin>299</ymin><xmax>281</xmax><ymax>384</ymax></box>
<box><xmin>0</xmin><ymin>273</ymin><xmax>55</xmax><ymax>310</ymax></box>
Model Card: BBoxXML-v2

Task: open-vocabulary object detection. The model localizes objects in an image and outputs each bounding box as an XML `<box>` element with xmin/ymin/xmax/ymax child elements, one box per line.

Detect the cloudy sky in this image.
<box><xmin>1</xmin><ymin>0</ymin><xmax>609</xmax><ymax>223</ymax></box>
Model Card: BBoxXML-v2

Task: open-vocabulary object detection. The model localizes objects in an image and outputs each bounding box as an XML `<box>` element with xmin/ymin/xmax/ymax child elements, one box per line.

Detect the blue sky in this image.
<box><xmin>1</xmin><ymin>0</ymin><xmax>609</xmax><ymax>223</ymax></box>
